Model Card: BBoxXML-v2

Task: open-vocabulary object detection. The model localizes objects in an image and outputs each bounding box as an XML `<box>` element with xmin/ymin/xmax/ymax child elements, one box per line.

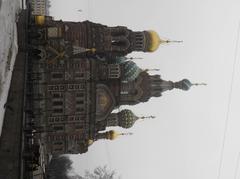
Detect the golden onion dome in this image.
<box><xmin>107</xmin><ymin>130</ymin><xmax>133</xmax><ymax>140</ymax></box>
<box><xmin>35</xmin><ymin>15</ymin><xmax>45</xmax><ymax>26</ymax></box>
<box><xmin>107</xmin><ymin>130</ymin><xmax>121</xmax><ymax>140</ymax></box>
<box><xmin>146</xmin><ymin>31</ymin><xmax>183</xmax><ymax>52</ymax></box>
<box><xmin>146</xmin><ymin>30</ymin><xmax>162</xmax><ymax>52</ymax></box>
<box><xmin>88</xmin><ymin>139</ymin><xmax>94</xmax><ymax>146</ymax></box>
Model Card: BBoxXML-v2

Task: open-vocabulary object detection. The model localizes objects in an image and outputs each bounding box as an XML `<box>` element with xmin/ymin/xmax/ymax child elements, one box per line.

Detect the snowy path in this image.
<box><xmin>0</xmin><ymin>0</ymin><xmax>23</xmax><ymax>135</ymax></box>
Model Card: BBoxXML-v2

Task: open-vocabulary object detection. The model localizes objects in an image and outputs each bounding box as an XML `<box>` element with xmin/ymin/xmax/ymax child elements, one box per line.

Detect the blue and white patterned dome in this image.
<box><xmin>174</xmin><ymin>79</ymin><xmax>193</xmax><ymax>91</ymax></box>
<box><xmin>122</xmin><ymin>61</ymin><xmax>142</xmax><ymax>81</ymax></box>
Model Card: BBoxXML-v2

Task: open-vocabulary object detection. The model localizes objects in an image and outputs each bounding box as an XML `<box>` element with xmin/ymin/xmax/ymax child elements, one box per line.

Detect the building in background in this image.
<box><xmin>31</xmin><ymin>0</ymin><xmax>51</xmax><ymax>16</ymax></box>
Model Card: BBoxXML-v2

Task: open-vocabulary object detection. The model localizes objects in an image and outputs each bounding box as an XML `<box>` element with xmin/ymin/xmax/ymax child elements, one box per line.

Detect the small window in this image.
<box><xmin>54</xmin><ymin>148</ymin><xmax>63</xmax><ymax>152</ymax></box>
<box><xmin>76</xmin><ymin>108</ymin><xmax>84</xmax><ymax>113</ymax></box>
<box><xmin>53</xmin><ymin>86</ymin><xmax>59</xmax><ymax>90</ymax></box>
<box><xmin>53</xmin><ymin>126</ymin><xmax>64</xmax><ymax>131</ymax></box>
<box><xmin>53</xmin><ymin>108</ymin><xmax>63</xmax><ymax>114</ymax></box>
<box><xmin>76</xmin><ymin>100</ymin><xmax>84</xmax><ymax>105</ymax></box>
<box><xmin>52</xmin><ymin>73</ymin><xmax>63</xmax><ymax>79</ymax></box>
<box><xmin>48</xmin><ymin>27</ymin><xmax>62</xmax><ymax>38</ymax></box>
<box><xmin>48</xmin><ymin>117</ymin><xmax>54</xmax><ymax>122</ymax></box>
<box><xmin>75</xmin><ymin>72</ymin><xmax>84</xmax><ymax>79</ymax></box>
<box><xmin>54</xmin><ymin>141</ymin><xmax>63</xmax><ymax>145</ymax></box>
<box><xmin>68</xmin><ymin>116</ymin><xmax>74</xmax><ymax>121</ymax></box>
<box><xmin>75</xmin><ymin>125</ymin><xmax>82</xmax><ymax>129</ymax></box>
<box><xmin>69</xmin><ymin>136</ymin><xmax>74</xmax><ymax>140</ymax></box>
<box><xmin>75</xmin><ymin>116</ymin><xmax>81</xmax><ymax>121</ymax></box>
<box><xmin>74</xmin><ymin>63</ymin><xmax>80</xmax><ymax>68</ymax></box>
<box><xmin>52</xmin><ymin>93</ymin><xmax>62</xmax><ymax>98</ymax></box>
<box><xmin>68</xmin><ymin>84</ymin><xmax>74</xmax><ymax>90</ymax></box>
<box><xmin>76</xmin><ymin>93</ymin><xmax>84</xmax><ymax>97</ymax></box>
<box><xmin>53</xmin><ymin>101</ymin><xmax>63</xmax><ymax>106</ymax></box>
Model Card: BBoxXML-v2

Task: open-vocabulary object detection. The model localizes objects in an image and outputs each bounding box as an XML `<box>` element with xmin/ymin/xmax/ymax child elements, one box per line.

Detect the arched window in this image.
<box><xmin>110</xmin><ymin>27</ymin><xmax>129</xmax><ymax>37</ymax></box>
<box><xmin>111</xmin><ymin>38</ymin><xmax>130</xmax><ymax>51</ymax></box>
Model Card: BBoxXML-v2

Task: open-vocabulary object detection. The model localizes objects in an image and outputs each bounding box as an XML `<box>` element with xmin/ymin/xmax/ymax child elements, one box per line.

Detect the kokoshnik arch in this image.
<box><xmin>28</xmin><ymin>17</ymin><xmax>204</xmax><ymax>156</ymax></box>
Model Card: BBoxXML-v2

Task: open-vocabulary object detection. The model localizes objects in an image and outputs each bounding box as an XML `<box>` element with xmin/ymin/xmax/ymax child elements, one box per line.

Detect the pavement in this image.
<box><xmin>0</xmin><ymin>9</ymin><xmax>28</xmax><ymax>179</ymax></box>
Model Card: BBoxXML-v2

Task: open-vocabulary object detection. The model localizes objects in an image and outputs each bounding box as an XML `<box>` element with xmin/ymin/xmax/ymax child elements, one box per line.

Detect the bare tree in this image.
<box><xmin>84</xmin><ymin>166</ymin><xmax>120</xmax><ymax>179</ymax></box>
<box><xmin>47</xmin><ymin>156</ymin><xmax>83</xmax><ymax>179</ymax></box>
<box><xmin>46</xmin><ymin>156</ymin><xmax>120</xmax><ymax>179</ymax></box>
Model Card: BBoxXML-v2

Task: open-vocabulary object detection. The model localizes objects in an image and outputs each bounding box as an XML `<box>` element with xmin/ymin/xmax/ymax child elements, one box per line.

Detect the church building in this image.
<box><xmin>29</xmin><ymin>18</ymin><xmax>200</xmax><ymax>156</ymax></box>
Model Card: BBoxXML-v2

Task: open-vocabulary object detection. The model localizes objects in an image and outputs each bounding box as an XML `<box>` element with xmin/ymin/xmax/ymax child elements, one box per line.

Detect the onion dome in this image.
<box><xmin>112</xmin><ymin>56</ymin><xmax>127</xmax><ymax>64</ymax></box>
<box><xmin>174</xmin><ymin>79</ymin><xmax>207</xmax><ymax>91</ymax></box>
<box><xmin>88</xmin><ymin>139</ymin><xmax>94</xmax><ymax>146</ymax></box>
<box><xmin>35</xmin><ymin>16</ymin><xmax>45</xmax><ymax>26</ymax></box>
<box><xmin>175</xmin><ymin>79</ymin><xmax>192</xmax><ymax>91</ymax></box>
<box><xmin>107</xmin><ymin>130</ymin><xmax>133</xmax><ymax>140</ymax></box>
<box><xmin>145</xmin><ymin>30</ymin><xmax>183</xmax><ymax>52</ymax></box>
<box><xmin>107</xmin><ymin>130</ymin><xmax>121</xmax><ymax>140</ymax></box>
<box><xmin>122</xmin><ymin>61</ymin><xmax>142</xmax><ymax>81</ymax></box>
<box><xmin>118</xmin><ymin>109</ymin><xmax>139</xmax><ymax>128</ymax></box>
<box><xmin>146</xmin><ymin>30</ymin><xmax>162</xmax><ymax>52</ymax></box>
<box><xmin>117</xmin><ymin>109</ymin><xmax>155</xmax><ymax>128</ymax></box>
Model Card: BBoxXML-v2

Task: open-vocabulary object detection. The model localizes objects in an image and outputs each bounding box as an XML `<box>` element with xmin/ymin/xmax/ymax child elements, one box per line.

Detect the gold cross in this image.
<box><xmin>47</xmin><ymin>45</ymin><xmax>66</xmax><ymax>64</ymax></box>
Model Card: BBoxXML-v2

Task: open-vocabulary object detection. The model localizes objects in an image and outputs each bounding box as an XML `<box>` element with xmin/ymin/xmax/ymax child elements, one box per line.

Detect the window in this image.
<box><xmin>75</xmin><ymin>116</ymin><xmax>80</xmax><ymax>121</ymax></box>
<box><xmin>74</xmin><ymin>63</ymin><xmax>80</xmax><ymax>68</ymax></box>
<box><xmin>54</xmin><ymin>86</ymin><xmax>59</xmax><ymax>90</ymax></box>
<box><xmin>69</xmin><ymin>136</ymin><xmax>74</xmax><ymax>140</ymax></box>
<box><xmin>48</xmin><ymin>27</ymin><xmax>62</xmax><ymax>38</ymax></box>
<box><xmin>59</xmin><ymin>85</ymin><xmax>65</xmax><ymax>90</ymax></box>
<box><xmin>68</xmin><ymin>84</ymin><xmax>74</xmax><ymax>90</ymax></box>
<box><xmin>76</xmin><ymin>93</ymin><xmax>84</xmax><ymax>97</ymax></box>
<box><xmin>48</xmin><ymin>117</ymin><xmax>54</xmax><ymax>123</ymax></box>
<box><xmin>53</xmin><ymin>101</ymin><xmax>63</xmax><ymax>106</ymax></box>
<box><xmin>76</xmin><ymin>108</ymin><xmax>84</xmax><ymax>113</ymax></box>
<box><xmin>54</xmin><ymin>141</ymin><xmax>63</xmax><ymax>145</ymax></box>
<box><xmin>52</xmin><ymin>93</ymin><xmax>62</xmax><ymax>98</ymax></box>
<box><xmin>53</xmin><ymin>108</ymin><xmax>63</xmax><ymax>114</ymax></box>
<box><xmin>75</xmin><ymin>84</ymin><xmax>85</xmax><ymax>90</ymax></box>
<box><xmin>75</xmin><ymin>72</ymin><xmax>84</xmax><ymax>79</ymax></box>
<box><xmin>53</xmin><ymin>126</ymin><xmax>64</xmax><ymax>131</ymax></box>
<box><xmin>75</xmin><ymin>125</ymin><xmax>83</xmax><ymax>129</ymax></box>
<box><xmin>68</xmin><ymin>116</ymin><xmax>74</xmax><ymax>121</ymax></box>
<box><xmin>76</xmin><ymin>100</ymin><xmax>84</xmax><ymax>105</ymax></box>
<box><xmin>52</xmin><ymin>73</ymin><xmax>63</xmax><ymax>79</ymax></box>
<box><xmin>54</xmin><ymin>148</ymin><xmax>63</xmax><ymax>152</ymax></box>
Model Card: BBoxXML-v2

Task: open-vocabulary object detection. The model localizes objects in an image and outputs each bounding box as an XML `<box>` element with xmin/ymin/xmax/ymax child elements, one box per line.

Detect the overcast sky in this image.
<box><xmin>50</xmin><ymin>0</ymin><xmax>240</xmax><ymax>178</ymax></box>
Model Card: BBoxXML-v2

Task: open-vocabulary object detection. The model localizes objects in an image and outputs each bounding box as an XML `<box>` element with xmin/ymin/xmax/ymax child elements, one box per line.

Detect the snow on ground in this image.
<box><xmin>0</xmin><ymin>0</ymin><xmax>23</xmax><ymax>135</ymax></box>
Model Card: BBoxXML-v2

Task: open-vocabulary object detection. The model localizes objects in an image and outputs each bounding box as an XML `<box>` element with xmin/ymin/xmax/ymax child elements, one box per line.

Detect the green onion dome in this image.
<box><xmin>118</xmin><ymin>109</ymin><xmax>138</xmax><ymax>128</ymax></box>
<box><xmin>174</xmin><ymin>79</ymin><xmax>193</xmax><ymax>91</ymax></box>
<box><xmin>111</xmin><ymin>56</ymin><xmax>127</xmax><ymax>64</ymax></box>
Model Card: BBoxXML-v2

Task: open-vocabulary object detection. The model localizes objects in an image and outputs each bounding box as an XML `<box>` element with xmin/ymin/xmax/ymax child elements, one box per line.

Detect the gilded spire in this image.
<box><xmin>165</xmin><ymin>40</ymin><xmax>183</xmax><ymax>43</ymax></box>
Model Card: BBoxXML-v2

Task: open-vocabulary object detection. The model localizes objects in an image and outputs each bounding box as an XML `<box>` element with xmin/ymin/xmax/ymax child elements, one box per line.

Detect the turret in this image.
<box><xmin>119</xmin><ymin>70</ymin><xmax>206</xmax><ymax>105</ymax></box>
<box><xmin>61</xmin><ymin>20</ymin><xmax>181</xmax><ymax>57</ymax></box>
<box><xmin>106</xmin><ymin>109</ymin><xmax>155</xmax><ymax>129</ymax></box>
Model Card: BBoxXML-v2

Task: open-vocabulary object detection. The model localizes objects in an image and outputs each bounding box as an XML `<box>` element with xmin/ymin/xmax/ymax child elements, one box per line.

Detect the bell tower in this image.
<box><xmin>61</xmin><ymin>20</ymin><xmax>182</xmax><ymax>57</ymax></box>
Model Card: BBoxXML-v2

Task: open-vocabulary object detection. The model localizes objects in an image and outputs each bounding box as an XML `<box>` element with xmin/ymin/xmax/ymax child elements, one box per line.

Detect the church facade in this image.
<box><xmin>29</xmin><ymin>17</ymin><xmax>195</xmax><ymax>156</ymax></box>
